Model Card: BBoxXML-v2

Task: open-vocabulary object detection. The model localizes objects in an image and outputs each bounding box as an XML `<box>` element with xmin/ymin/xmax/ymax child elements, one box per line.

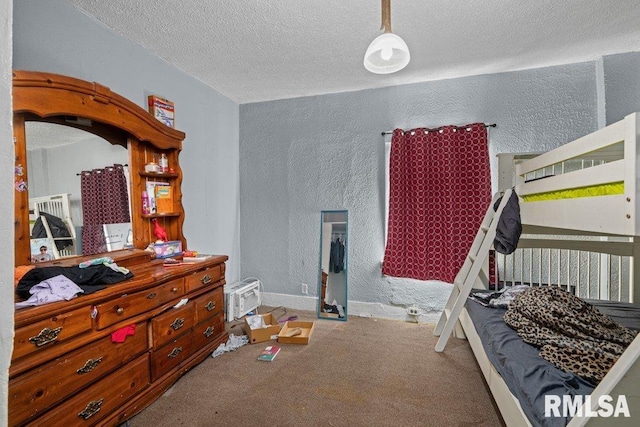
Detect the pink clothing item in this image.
<box><xmin>15</xmin><ymin>274</ymin><xmax>83</xmax><ymax>308</ymax></box>
<box><xmin>111</xmin><ymin>324</ymin><xmax>136</xmax><ymax>343</ymax></box>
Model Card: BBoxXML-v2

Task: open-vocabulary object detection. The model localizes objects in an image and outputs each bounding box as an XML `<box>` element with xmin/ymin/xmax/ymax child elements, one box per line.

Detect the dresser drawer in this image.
<box><xmin>193</xmin><ymin>287</ymin><xmax>223</xmax><ymax>323</ymax></box>
<box><xmin>9</xmin><ymin>323</ymin><xmax>148</xmax><ymax>426</ymax></box>
<box><xmin>150</xmin><ymin>303</ymin><xmax>195</xmax><ymax>350</ymax></box>
<box><xmin>150</xmin><ymin>332</ymin><xmax>193</xmax><ymax>382</ymax></box>
<box><xmin>27</xmin><ymin>354</ymin><xmax>150</xmax><ymax>427</ymax></box>
<box><xmin>12</xmin><ymin>305</ymin><xmax>93</xmax><ymax>361</ymax></box>
<box><xmin>192</xmin><ymin>312</ymin><xmax>225</xmax><ymax>350</ymax></box>
<box><xmin>94</xmin><ymin>278</ymin><xmax>184</xmax><ymax>329</ymax></box>
<box><xmin>184</xmin><ymin>264</ymin><xmax>223</xmax><ymax>293</ymax></box>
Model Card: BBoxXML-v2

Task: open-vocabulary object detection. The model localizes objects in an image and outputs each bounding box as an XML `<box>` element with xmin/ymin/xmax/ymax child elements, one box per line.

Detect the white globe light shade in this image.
<box><xmin>364</xmin><ymin>32</ymin><xmax>410</xmax><ymax>74</ymax></box>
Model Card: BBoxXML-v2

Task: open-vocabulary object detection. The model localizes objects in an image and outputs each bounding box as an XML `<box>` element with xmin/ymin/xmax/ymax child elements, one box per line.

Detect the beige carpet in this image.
<box><xmin>130</xmin><ymin>307</ymin><xmax>504</xmax><ymax>427</ymax></box>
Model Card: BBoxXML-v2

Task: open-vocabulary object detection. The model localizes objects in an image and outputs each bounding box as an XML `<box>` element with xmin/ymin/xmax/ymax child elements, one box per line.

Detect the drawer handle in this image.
<box><xmin>172</xmin><ymin>287</ymin><xmax>179</xmax><ymax>293</ymax></box>
<box><xmin>115</xmin><ymin>306</ymin><xmax>125</xmax><ymax>315</ymax></box>
<box><xmin>77</xmin><ymin>398</ymin><xmax>104</xmax><ymax>420</ymax></box>
<box><xmin>77</xmin><ymin>357</ymin><xmax>104</xmax><ymax>375</ymax></box>
<box><xmin>205</xmin><ymin>301</ymin><xmax>216</xmax><ymax>311</ymax></box>
<box><xmin>170</xmin><ymin>318</ymin><xmax>185</xmax><ymax>330</ymax></box>
<box><xmin>147</xmin><ymin>292</ymin><xmax>157</xmax><ymax>299</ymax></box>
<box><xmin>168</xmin><ymin>347</ymin><xmax>183</xmax><ymax>358</ymax></box>
<box><xmin>200</xmin><ymin>274</ymin><xmax>212</xmax><ymax>285</ymax></box>
<box><xmin>204</xmin><ymin>326</ymin><xmax>216</xmax><ymax>338</ymax></box>
<box><xmin>29</xmin><ymin>327</ymin><xmax>62</xmax><ymax>347</ymax></box>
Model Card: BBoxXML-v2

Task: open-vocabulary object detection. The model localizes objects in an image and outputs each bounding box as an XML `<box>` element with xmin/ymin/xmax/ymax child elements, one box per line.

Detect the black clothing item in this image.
<box><xmin>493</xmin><ymin>190</ymin><xmax>522</xmax><ymax>255</ymax></box>
<box><xmin>31</xmin><ymin>212</ymin><xmax>73</xmax><ymax>250</ymax></box>
<box><xmin>16</xmin><ymin>264</ymin><xmax>133</xmax><ymax>299</ymax></box>
<box><xmin>329</xmin><ymin>238</ymin><xmax>345</xmax><ymax>273</ymax></box>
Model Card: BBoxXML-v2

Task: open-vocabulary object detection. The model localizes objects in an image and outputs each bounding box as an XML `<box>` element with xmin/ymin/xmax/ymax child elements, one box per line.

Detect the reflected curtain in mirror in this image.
<box><xmin>81</xmin><ymin>164</ymin><xmax>131</xmax><ymax>255</ymax></box>
<box><xmin>382</xmin><ymin>124</ymin><xmax>491</xmax><ymax>283</ymax></box>
<box><xmin>318</xmin><ymin>210</ymin><xmax>348</xmax><ymax>320</ymax></box>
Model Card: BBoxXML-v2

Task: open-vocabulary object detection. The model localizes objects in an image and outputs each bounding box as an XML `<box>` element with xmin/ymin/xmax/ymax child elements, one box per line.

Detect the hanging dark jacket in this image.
<box><xmin>493</xmin><ymin>190</ymin><xmax>522</xmax><ymax>255</ymax></box>
<box><xmin>329</xmin><ymin>239</ymin><xmax>345</xmax><ymax>273</ymax></box>
<box><xmin>31</xmin><ymin>212</ymin><xmax>73</xmax><ymax>250</ymax></box>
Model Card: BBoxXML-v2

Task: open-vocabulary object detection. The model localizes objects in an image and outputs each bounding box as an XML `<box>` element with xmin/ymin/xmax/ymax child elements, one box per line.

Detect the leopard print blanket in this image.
<box><xmin>503</xmin><ymin>286</ymin><xmax>637</xmax><ymax>384</ymax></box>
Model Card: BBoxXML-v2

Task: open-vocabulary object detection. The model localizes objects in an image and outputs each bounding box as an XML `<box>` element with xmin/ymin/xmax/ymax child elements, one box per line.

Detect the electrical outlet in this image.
<box><xmin>407</xmin><ymin>306</ymin><xmax>420</xmax><ymax>316</ymax></box>
<box><xmin>301</xmin><ymin>283</ymin><xmax>308</xmax><ymax>294</ymax></box>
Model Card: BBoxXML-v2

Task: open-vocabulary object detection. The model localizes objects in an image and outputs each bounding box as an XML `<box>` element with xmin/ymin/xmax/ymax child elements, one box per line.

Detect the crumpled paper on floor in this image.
<box><xmin>211</xmin><ymin>333</ymin><xmax>249</xmax><ymax>358</ymax></box>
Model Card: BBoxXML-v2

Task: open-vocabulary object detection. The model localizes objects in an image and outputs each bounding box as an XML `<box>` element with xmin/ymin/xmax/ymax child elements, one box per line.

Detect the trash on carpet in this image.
<box><xmin>211</xmin><ymin>333</ymin><xmax>249</xmax><ymax>358</ymax></box>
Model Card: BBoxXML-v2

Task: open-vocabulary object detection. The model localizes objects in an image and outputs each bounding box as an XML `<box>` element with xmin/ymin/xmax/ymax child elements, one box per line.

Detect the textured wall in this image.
<box><xmin>603</xmin><ymin>52</ymin><xmax>640</xmax><ymax>125</ymax></box>
<box><xmin>240</xmin><ymin>61</ymin><xmax>601</xmax><ymax>319</ymax></box>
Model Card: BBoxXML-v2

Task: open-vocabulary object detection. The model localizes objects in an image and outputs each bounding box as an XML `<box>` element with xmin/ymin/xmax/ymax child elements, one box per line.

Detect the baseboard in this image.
<box><xmin>260</xmin><ymin>292</ymin><xmax>440</xmax><ymax>324</ymax></box>
<box><xmin>260</xmin><ymin>292</ymin><xmax>317</xmax><ymax>311</ymax></box>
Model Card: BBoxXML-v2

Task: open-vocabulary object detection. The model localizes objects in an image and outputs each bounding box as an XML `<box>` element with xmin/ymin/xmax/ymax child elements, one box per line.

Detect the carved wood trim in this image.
<box><xmin>12</xmin><ymin>70</ymin><xmax>184</xmax><ymax>149</ymax></box>
<box><xmin>12</xmin><ymin>70</ymin><xmax>188</xmax><ymax>266</ymax></box>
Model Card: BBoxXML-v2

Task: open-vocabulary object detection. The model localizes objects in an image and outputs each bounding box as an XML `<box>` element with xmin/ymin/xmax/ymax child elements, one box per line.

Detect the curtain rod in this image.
<box><xmin>381</xmin><ymin>123</ymin><xmax>496</xmax><ymax>136</ymax></box>
<box><xmin>76</xmin><ymin>164</ymin><xmax>128</xmax><ymax>176</ymax></box>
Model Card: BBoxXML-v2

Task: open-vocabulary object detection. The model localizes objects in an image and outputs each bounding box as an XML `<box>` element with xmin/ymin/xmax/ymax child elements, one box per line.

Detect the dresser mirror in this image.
<box><xmin>318</xmin><ymin>210</ymin><xmax>348</xmax><ymax>320</ymax></box>
<box><xmin>25</xmin><ymin>120</ymin><xmax>130</xmax><ymax>258</ymax></box>
<box><xmin>13</xmin><ymin>70</ymin><xmax>186</xmax><ymax>267</ymax></box>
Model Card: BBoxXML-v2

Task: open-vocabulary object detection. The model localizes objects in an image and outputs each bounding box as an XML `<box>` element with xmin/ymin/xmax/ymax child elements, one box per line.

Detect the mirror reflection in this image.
<box><xmin>25</xmin><ymin>121</ymin><xmax>131</xmax><ymax>259</ymax></box>
<box><xmin>318</xmin><ymin>210</ymin><xmax>348</xmax><ymax>320</ymax></box>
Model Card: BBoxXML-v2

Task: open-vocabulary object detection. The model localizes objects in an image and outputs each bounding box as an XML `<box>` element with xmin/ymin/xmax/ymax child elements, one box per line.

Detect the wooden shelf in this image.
<box><xmin>139</xmin><ymin>171</ymin><xmax>179</xmax><ymax>179</ymax></box>
<box><xmin>142</xmin><ymin>212</ymin><xmax>180</xmax><ymax>218</ymax></box>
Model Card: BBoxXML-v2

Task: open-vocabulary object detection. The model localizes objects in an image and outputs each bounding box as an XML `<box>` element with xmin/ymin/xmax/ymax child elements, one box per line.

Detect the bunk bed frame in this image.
<box><xmin>29</xmin><ymin>193</ymin><xmax>77</xmax><ymax>259</ymax></box>
<box><xmin>435</xmin><ymin>112</ymin><xmax>640</xmax><ymax>426</ymax></box>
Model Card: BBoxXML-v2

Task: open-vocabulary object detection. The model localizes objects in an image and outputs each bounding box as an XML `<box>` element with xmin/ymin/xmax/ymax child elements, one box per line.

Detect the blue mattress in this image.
<box><xmin>465</xmin><ymin>297</ymin><xmax>640</xmax><ymax>427</ymax></box>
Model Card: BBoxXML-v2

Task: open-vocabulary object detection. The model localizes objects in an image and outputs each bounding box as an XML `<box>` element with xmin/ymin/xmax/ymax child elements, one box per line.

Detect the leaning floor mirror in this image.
<box><xmin>318</xmin><ymin>210</ymin><xmax>348</xmax><ymax>320</ymax></box>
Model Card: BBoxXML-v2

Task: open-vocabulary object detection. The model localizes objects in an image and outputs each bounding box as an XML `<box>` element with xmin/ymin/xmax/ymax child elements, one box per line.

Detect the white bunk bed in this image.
<box><xmin>435</xmin><ymin>112</ymin><xmax>640</xmax><ymax>426</ymax></box>
<box><xmin>29</xmin><ymin>193</ymin><xmax>77</xmax><ymax>259</ymax></box>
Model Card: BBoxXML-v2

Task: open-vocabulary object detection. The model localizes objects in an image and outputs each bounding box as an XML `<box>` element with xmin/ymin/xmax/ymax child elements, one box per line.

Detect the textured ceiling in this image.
<box><xmin>65</xmin><ymin>0</ymin><xmax>640</xmax><ymax>104</ymax></box>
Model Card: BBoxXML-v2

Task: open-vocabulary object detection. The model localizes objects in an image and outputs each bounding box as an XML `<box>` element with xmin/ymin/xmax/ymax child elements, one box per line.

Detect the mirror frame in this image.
<box><xmin>317</xmin><ymin>210</ymin><xmax>348</xmax><ymax>321</ymax></box>
<box><xmin>13</xmin><ymin>70</ymin><xmax>186</xmax><ymax>266</ymax></box>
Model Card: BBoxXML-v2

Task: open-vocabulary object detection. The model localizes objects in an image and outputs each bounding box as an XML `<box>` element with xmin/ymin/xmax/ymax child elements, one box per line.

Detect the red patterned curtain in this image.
<box><xmin>81</xmin><ymin>164</ymin><xmax>131</xmax><ymax>255</ymax></box>
<box><xmin>382</xmin><ymin>123</ymin><xmax>491</xmax><ymax>283</ymax></box>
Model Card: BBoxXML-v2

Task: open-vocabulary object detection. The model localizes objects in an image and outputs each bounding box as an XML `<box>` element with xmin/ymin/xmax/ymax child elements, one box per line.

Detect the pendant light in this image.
<box><xmin>364</xmin><ymin>0</ymin><xmax>410</xmax><ymax>74</ymax></box>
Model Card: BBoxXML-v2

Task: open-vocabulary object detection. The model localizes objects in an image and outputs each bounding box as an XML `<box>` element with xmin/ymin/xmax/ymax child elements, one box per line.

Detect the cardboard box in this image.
<box><xmin>277</xmin><ymin>321</ymin><xmax>315</xmax><ymax>345</ymax></box>
<box><xmin>319</xmin><ymin>312</ymin><xmax>340</xmax><ymax>319</ymax></box>
<box><xmin>148</xmin><ymin>95</ymin><xmax>175</xmax><ymax>128</ymax></box>
<box><xmin>153</xmin><ymin>240</ymin><xmax>182</xmax><ymax>258</ymax></box>
<box><xmin>244</xmin><ymin>313</ymin><xmax>281</xmax><ymax>344</ymax></box>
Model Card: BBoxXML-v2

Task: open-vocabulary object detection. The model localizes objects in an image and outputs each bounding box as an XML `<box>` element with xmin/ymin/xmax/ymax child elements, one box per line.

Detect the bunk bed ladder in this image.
<box><xmin>434</xmin><ymin>189</ymin><xmax>513</xmax><ymax>352</ymax></box>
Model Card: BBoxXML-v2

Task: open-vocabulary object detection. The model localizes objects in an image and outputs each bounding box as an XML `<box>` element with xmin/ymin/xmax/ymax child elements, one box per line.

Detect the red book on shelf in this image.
<box><xmin>257</xmin><ymin>345</ymin><xmax>280</xmax><ymax>362</ymax></box>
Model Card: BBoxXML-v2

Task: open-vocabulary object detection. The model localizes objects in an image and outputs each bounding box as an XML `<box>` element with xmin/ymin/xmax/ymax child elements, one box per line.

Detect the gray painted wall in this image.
<box><xmin>1</xmin><ymin>1</ymin><xmax>13</xmax><ymax>423</ymax></box>
<box><xmin>240</xmin><ymin>56</ymin><xmax>639</xmax><ymax>321</ymax></box>
<box><xmin>12</xmin><ymin>0</ymin><xmax>241</xmax><ymax>282</ymax></box>
<box><xmin>603</xmin><ymin>51</ymin><xmax>640</xmax><ymax>125</ymax></box>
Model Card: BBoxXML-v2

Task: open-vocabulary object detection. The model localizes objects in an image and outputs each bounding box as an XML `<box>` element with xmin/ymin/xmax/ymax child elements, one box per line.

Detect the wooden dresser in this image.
<box><xmin>9</xmin><ymin>71</ymin><xmax>230</xmax><ymax>426</ymax></box>
<box><xmin>9</xmin><ymin>253</ymin><xmax>228</xmax><ymax>426</ymax></box>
